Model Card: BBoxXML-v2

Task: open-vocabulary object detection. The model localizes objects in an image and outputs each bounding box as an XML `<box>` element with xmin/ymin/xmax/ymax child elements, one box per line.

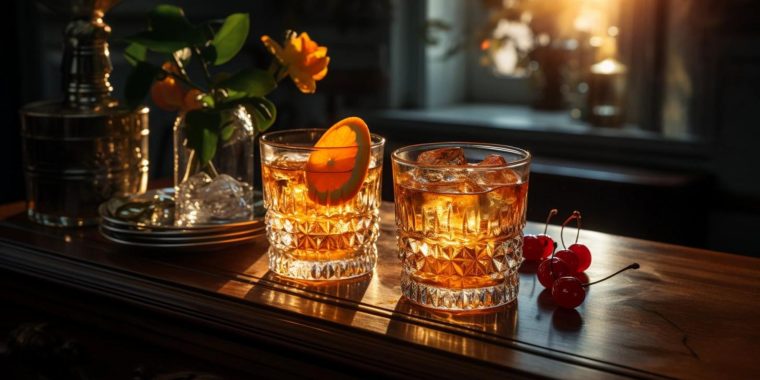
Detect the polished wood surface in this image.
<box><xmin>0</xmin><ymin>201</ymin><xmax>758</xmax><ymax>379</ymax></box>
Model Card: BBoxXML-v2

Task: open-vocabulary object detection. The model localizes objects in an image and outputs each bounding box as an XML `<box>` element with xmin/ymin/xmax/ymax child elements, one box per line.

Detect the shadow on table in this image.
<box><xmin>244</xmin><ymin>271</ymin><xmax>372</xmax><ymax>326</ymax></box>
<box><xmin>385</xmin><ymin>297</ymin><xmax>519</xmax><ymax>347</ymax></box>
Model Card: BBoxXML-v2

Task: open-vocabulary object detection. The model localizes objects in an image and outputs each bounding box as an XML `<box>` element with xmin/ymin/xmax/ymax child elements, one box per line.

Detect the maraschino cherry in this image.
<box><xmin>537</xmin><ymin>256</ymin><xmax>571</xmax><ymax>288</ymax></box>
<box><xmin>567</xmin><ymin>211</ymin><xmax>592</xmax><ymax>272</ymax></box>
<box><xmin>552</xmin><ymin>263</ymin><xmax>640</xmax><ymax>309</ymax></box>
<box><xmin>523</xmin><ymin>209</ymin><xmax>558</xmax><ymax>261</ymax></box>
<box><xmin>553</xmin><ymin>211</ymin><xmax>593</xmax><ymax>273</ymax></box>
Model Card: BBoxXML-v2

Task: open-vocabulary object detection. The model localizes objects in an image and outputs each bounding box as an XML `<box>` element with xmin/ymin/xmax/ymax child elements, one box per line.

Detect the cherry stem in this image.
<box><xmin>583</xmin><ymin>263</ymin><xmax>640</xmax><ymax>287</ymax></box>
<box><xmin>560</xmin><ymin>211</ymin><xmax>581</xmax><ymax>250</ymax></box>
<box><xmin>543</xmin><ymin>209</ymin><xmax>558</xmax><ymax>235</ymax></box>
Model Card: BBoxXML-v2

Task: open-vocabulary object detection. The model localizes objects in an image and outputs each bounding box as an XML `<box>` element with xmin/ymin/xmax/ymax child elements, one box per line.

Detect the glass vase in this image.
<box><xmin>173</xmin><ymin>105</ymin><xmax>255</xmax><ymax>226</ymax></box>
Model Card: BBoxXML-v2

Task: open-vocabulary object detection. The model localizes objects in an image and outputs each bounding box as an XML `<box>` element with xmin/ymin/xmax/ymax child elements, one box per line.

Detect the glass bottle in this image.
<box><xmin>20</xmin><ymin>0</ymin><xmax>149</xmax><ymax>227</ymax></box>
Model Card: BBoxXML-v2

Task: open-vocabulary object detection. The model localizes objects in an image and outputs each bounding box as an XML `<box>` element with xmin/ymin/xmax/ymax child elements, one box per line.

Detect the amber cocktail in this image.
<box><xmin>392</xmin><ymin>143</ymin><xmax>530</xmax><ymax>311</ymax></box>
<box><xmin>260</xmin><ymin>127</ymin><xmax>385</xmax><ymax>281</ymax></box>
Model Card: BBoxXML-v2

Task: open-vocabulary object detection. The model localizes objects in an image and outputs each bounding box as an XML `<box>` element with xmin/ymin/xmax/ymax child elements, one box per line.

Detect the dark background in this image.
<box><xmin>3</xmin><ymin>0</ymin><xmax>760</xmax><ymax>256</ymax></box>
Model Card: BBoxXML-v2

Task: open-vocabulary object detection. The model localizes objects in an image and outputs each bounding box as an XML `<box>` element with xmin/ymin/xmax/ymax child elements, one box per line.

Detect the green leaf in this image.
<box><xmin>123</xmin><ymin>5</ymin><xmax>205</xmax><ymax>54</ymax></box>
<box><xmin>124</xmin><ymin>43</ymin><xmax>147</xmax><ymax>66</ymax></box>
<box><xmin>149</xmin><ymin>5</ymin><xmax>205</xmax><ymax>45</ymax></box>
<box><xmin>218</xmin><ymin>68</ymin><xmax>276</xmax><ymax>99</ymax></box>
<box><xmin>185</xmin><ymin>110</ymin><xmax>221</xmax><ymax>166</ymax></box>
<box><xmin>124</xmin><ymin>62</ymin><xmax>160</xmax><ymax>109</ymax></box>
<box><xmin>221</xmin><ymin>123</ymin><xmax>236</xmax><ymax>141</ymax></box>
<box><xmin>211</xmin><ymin>13</ymin><xmax>250</xmax><ymax>65</ymax></box>
<box><xmin>124</xmin><ymin>31</ymin><xmax>189</xmax><ymax>54</ymax></box>
<box><xmin>244</xmin><ymin>97</ymin><xmax>277</xmax><ymax>132</ymax></box>
<box><xmin>200</xmin><ymin>93</ymin><xmax>216</xmax><ymax>108</ymax></box>
<box><xmin>223</xmin><ymin>88</ymin><xmax>247</xmax><ymax>102</ymax></box>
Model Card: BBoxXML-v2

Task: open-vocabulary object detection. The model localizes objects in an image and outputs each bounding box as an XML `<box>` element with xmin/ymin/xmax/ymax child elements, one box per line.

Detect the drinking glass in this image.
<box><xmin>260</xmin><ymin>129</ymin><xmax>385</xmax><ymax>280</ymax></box>
<box><xmin>392</xmin><ymin>143</ymin><xmax>530</xmax><ymax>311</ymax></box>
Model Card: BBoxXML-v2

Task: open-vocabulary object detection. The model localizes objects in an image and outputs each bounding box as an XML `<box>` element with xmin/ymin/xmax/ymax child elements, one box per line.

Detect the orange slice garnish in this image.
<box><xmin>306</xmin><ymin>117</ymin><xmax>371</xmax><ymax>206</ymax></box>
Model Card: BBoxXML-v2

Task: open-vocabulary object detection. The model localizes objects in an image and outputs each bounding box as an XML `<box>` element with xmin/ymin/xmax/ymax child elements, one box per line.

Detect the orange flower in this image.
<box><xmin>261</xmin><ymin>32</ymin><xmax>329</xmax><ymax>94</ymax></box>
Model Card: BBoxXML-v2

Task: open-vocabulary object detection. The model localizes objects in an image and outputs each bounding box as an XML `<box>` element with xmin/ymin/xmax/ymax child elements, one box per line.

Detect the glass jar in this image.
<box><xmin>173</xmin><ymin>105</ymin><xmax>255</xmax><ymax>226</ymax></box>
<box><xmin>21</xmin><ymin>103</ymin><xmax>149</xmax><ymax>227</ymax></box>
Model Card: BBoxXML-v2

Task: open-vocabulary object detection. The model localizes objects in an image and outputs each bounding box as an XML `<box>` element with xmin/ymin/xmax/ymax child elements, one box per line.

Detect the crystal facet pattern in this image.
<box><xmin>262</xmin><ymin>147</ymin><xmax>383</xmax><ymax>281</ymax></box>
<box><xmin>392</xmin><ymin>144</ymin><xmax>530</xmax><ymax>311</ymax></box>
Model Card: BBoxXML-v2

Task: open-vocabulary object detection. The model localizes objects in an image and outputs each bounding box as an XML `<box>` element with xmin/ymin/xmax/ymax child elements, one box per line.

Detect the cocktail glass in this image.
<box><xmin>260</xmin><ymin>129</ymin><xmax>385</xmax><ymax>280</ymax></box>
<box><xmin>392</xmin><ymin>143</ymin><xmax>530</xmax><ymax>311</ymax></box>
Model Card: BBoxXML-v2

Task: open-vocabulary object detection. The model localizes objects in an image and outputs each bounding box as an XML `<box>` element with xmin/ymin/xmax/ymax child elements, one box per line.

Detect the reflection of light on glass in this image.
<box><xmin>590</xmin><ymin>58</ymin><xmax>626</xmax><ymax>75</ymax></box>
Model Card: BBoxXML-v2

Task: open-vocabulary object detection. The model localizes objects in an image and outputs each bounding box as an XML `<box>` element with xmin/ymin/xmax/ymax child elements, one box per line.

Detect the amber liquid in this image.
<box><xmin>394</xmin><ymin>171</ymin><xmax>528</xmax><ymax>289</ymax></box>
<box><xmin>262</xmin><ymin>155</ymin><xmax>382</xmax><ymax>262</ymax></box>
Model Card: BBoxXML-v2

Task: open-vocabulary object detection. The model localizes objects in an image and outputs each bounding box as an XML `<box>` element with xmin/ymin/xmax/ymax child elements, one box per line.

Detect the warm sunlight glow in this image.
<box><xmin>590</xmin><ymin>58</ymin><xmax>625</xmax><ymax>75</ymax></box>
<box><xmin>481</xmin><ymin>0</ymin><xmax>622</xmax><ymax>76</ymax></box>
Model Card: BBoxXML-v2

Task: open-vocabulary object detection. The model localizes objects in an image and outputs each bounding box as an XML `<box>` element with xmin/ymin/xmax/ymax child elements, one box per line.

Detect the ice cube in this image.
<box><xmin>424</xmin><ymin>178</ymin><xmax>485</xmax><ymax>194</ymax></box>
<box><xmin>269</xmin><ymin>152</ymin><xmax>308</xmax><ymax>169</ymax></box>
<box><xmin>177</xmin><ymin>172</ymin><xmax>213</xmax><ymax>196</ymax></box>
<box><xmin>176</xmin><ymin>173</ymin><xmax>253</xmax><ymax>225</ymax></box>
<box><xmin>469</xmin><ymin>159</ymin><xmax>520</xmax><ymax>187</ymax></box>
<box><xmin>417</xmin><ymin>147</ymin><xmax>466</xmax><ymax>166</ymax></box>
<box><xmin>413</xmin><ymin>147</ymin><xmax>466</xmax><ymax>183</ymax></box>
<box><xmin>223</xmin><ymin>106</ymin><xmax>255</xmax><ymax>146</ymax></box>
<box><xmin>476</xmin><ymin>154</ymin><xmax>508</xmax><ymax>166</ymax></box>
<box><xmin>474</xmin><ymin>169</ymin><xmax>518</xmax><ymax>186</ymax></box>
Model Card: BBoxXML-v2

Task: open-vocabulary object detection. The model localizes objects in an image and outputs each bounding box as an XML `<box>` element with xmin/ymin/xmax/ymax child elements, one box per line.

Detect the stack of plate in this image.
<box><xmin>98</xmin><ymin>188</ymin><xmax>266</xmax><ymax>252</ymax></box>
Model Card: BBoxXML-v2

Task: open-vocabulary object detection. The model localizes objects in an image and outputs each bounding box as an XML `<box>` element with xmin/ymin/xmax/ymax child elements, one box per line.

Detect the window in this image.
<box><xmin>389</xmin><ymin>0</ymin><xmax>699</xmax><ymax>142</ymax></box>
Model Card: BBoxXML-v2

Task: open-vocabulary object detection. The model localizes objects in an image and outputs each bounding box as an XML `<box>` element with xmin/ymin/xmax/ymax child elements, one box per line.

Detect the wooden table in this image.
<box><xmin>0</xmin><ymin>201</ymin><xmax>758</xmax><ymax>379</ymax></box>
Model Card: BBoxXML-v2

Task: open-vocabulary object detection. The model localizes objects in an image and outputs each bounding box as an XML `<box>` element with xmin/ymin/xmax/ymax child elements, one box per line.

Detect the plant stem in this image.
<box><xmin>182</xmin><ymin>149</ymin><xmax>219</xmax><ymax>182</ymax></box>
<box><xmin>171</xmin><ymin>52</ymin><xmax>190</xmax><ymax>79</ymax></box>
<box><xmin>206</xmin><ymin>161</ymin><xmax>220</xmax><ymax>178</ymax></box>
<box><xmin>266</xmin><ymin>59</ymin><xmax>278</xmax><ymax>75</ymax></box>
<box><xmin>193</xmin><ymin>46</ymin><xmax>214</xmax><ymax>86</ymax></box>
<box><xmin>276</xmin><ymin>65</ymin><xmax>289</xmax><ymax>81</ymax></box>
<box><xmin>123</xmin><ymin>50</ymin><xmax>204</xmax><ymax>91</ymax></box>
<box><xmin>181</xmin><ymin>149</ymin><xmax>196</xmax><ymax>183</ymax></box>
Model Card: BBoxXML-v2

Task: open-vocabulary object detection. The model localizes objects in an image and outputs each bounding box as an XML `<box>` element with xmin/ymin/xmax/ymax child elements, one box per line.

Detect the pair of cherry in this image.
<box><xmin>523</xmin><ymin>209</ymin><xmax>639</xmax><ymax>309</ymax></box>
<box><xmin>524</xmin><ymin>209</ymin><xmax>591</xmax><ymax>272</ymax></box>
